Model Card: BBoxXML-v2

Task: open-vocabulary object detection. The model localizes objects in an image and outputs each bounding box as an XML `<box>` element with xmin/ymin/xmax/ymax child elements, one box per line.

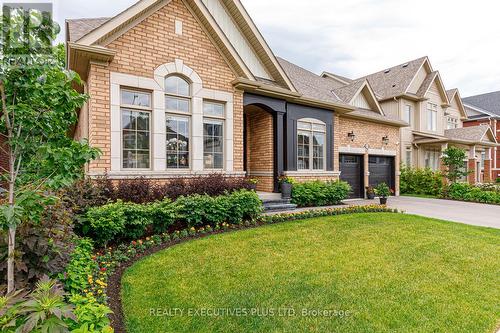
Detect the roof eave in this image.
<box><xmin>67</xmin><ymin>42</ymin><xmax>116</xmax><ymax>81</ymax></box>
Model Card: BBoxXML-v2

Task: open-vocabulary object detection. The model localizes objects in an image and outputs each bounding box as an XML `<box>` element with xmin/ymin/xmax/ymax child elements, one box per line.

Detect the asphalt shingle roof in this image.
<box><xmin>445</xmin><ymin>126</ymin><xmax>492</xmax><ymax>143</ymax></box>
<box><xmin>463</xmin><ymin>91</ymin><xmax>500</xmax><ymax>116</ymax></box>
<box><xmin>276</xmin><ymin>57</ymin><xmax>345</xmax><ymax>105</ymax></box>
<box><xmin>355</xmin><ymin>57</ymin><xmax>428</xmax><ymax>100</ymax></box>
<box><xmin>66</xmin><ymin>17</ymin><xmax>110</xmax><ymax>42</ymax></box>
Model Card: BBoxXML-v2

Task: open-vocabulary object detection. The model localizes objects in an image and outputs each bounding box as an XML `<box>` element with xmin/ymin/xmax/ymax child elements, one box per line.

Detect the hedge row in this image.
<box><xmin>445</xmin><ymin>183</ymin><xmax>500</xmax><ymax>205</ymax></box>
<box><xmin>81</xmin><ymin>190</ymin><xmax>262</xmax><ymax>246</ymax></box>
<box><xmin>291</xmin><ymin>180</ymin><xmax>351</xmax><ymax>207</ymax></box>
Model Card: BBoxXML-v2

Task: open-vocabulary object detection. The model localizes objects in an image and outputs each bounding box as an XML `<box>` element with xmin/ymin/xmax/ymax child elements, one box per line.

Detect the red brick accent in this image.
<box><xmin>484</xmin><ymin>159</ymin><xmax>492</xmax><ymax>183</ymax></box>
<box><xmin>464</xmin><ymin>118</ymin><xmax>500</xmax><ymax>181</ymax></box>
<box><xmin>245</xmin><ymin>107</ymin><xmax>274</xmax><ymax>192</ymax></box>
<box><xmin>468</xmin><ymin>159</ymin><xmax>477</xmax><ymax>185</ymax></box>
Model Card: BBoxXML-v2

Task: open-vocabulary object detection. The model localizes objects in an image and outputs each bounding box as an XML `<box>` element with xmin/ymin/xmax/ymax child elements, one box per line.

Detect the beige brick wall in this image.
<box><xmin>88</xmin><ymin>62</ymin><xmax>111</xmax><ymax>172</ymax></box>
<box><xmin>246</xmin><ymin>107</ymin><xmax>274</xmax><ymax>192</ymax></box>
<box><xmin>338</xmin><ymin>116</ymin><xmax>401</xmax><ymax>194</ymax></box>
<box><xmin>86</xmin><ymin>0</ymin><xmax>241</xmax><ymax>174</ymax></box>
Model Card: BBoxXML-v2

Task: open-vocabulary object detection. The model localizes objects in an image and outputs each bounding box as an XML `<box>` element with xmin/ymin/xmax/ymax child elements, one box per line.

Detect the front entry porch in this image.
<box><xmin>243</xmin><ymin>93</ymin><xmax>338</xmax><ymax>193</ymax></box>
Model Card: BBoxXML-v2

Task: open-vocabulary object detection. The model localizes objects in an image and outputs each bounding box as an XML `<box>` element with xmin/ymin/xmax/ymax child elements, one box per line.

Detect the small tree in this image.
<box><xmin>442</xmin><ymin>147</ymin><xmax>469</xmax><ymax>184</ymax></box>
<box><xmin>0</xmin><ymin>7</ymin><xmax>99</xmax><ymax>292</ymax></box>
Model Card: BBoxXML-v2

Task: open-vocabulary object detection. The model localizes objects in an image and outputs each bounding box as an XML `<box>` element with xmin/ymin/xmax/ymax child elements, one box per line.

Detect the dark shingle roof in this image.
<box><xmin>445</xmin><ymin>126</ymin><xmax>493</xmax><ymax>143</ymax></box>
<box><xmin>66</xmin><ymin>17</ymin><xmax>110</xmax><ymax>42</ymax></box>
<box><xmin>276</xmin><ymin>57</ymin><xmax>345</xmax><ymax>105</ymax></box>
<box><xmin>355</xmin><ymin>57</ymin><xmax>428</xmax><ymax>100</ymax></box>
<box><xmin>463</xmin><ymin>91</ymin><xmax>500</xmax><ymax>116</ymax></box>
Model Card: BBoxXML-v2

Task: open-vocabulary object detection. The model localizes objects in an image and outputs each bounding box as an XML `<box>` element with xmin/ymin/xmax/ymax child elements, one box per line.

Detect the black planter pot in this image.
<box><xmin>366</xmin><ymin>192</ymin><xmax>375</xmax><ymax>200</ymax></box>
<box><xmin>281</xmin><ymin>183</ymin><xmax>292</xmax><ymax>199</ymax></box>
<box><xmin>379</xmin><ymin>197</ymin><xmax>388</xmax><ymax>205</ymax></box>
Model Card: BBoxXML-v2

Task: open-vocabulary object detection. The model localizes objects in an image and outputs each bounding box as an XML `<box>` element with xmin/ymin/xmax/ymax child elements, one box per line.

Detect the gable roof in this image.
<box><xmin>321</xmin><ymin>71</ymin><xmax>353</xmax><ymax>85</ymax></box>
<box><xmin>67</xmin><ymin>0</ymin><xmax>296</xmax><ymax>92</ymax></box>
<box><xmin>355</xmin><ymin>56</ymin><xmax>429</xmax><ymax>100</ymax></box>
<box><xmin>66</xmin><ymin>17</ymin><xmax>110</xmax><ymax>42</ymax></box>
<box><xmin>445</xmin><ymin>125</ymin><xmax>497</xmax><ymax>144</ymax></box>
<box><xmin>463</xmin><ymin>90</ymin><xmax>500</xmax><ymax>117</ymax></box>
<box><xmin>333</xmin><ymin>80</ymin><xmax>384</xmax><ymax>115</ymax></box>
<box><xmin>276</xmin><ymin>57</ymin><xmax>344</xmax><ymax>105</ymax></box>
<box><xmin>445</xmin><ymin>88</ymin><xmax>467</xmax><ymax>118</ymax></box>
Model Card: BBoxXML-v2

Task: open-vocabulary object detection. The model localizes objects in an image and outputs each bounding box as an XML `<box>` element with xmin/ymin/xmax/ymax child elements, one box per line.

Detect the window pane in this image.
<box><xmin>298</xmin><ymin>122</ymin><xmax>312</xmax><ymax>130</ymax></box>
<box><xmin>121</xmin><ymin>90</ymin><xmax>151</xmax><ymax>108</ymax></box>
<box><xmin>313</xmin><ymin>133</ymin><xmax>325</xmax><ymax>146</ymax></box>
<box><xmin>298</xmin><ymin>157</ymin><xmax>309</xmax><ymax>170</ymax></box>
<box><xmin>122</xmin><ymin>109</ymin><xmax>150</xmax><ymax>169</ymax></box>
<box><xmin>166</xmin><ymin>115</ymin><xmax>190</xmax><ymax>169</ymax></box>
<box><xmin>165</xmin><ymin>76</ymin><xmax>190</xmax><ymax>96</ymax></box>
<box><xmin>312</xmin><ymin>124</ymin><xmax>326</xmax><ymax>132</ymax></box>
<box><xmin>166</xmin><ymin>97</ymin><xmax>190</xmax><ymax>113</ymax></box>
<box><xmin>203</xmin><ymin>120</ymin><xmax>224</xmax><ymax>169</ymax></box>
<box><xmin>313</xmin><ymin>158</ymin><xmax>323</xmax><ymax>170</ymax></box>
<box><xmin>204</xmin><ymin>102</ymin><xmax>225</xmax><ymax>117</ymax></box>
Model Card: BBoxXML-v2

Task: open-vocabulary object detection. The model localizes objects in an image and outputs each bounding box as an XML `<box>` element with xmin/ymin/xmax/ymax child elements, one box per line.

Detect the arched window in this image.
<box><xmin>165</xmin><ymin>75</ymin><xmax>191</xmax><ymax>169</ymax></box>
<box><xmin>297</xmin><ymin>118</ymin><xmax>326</xmax><ymax>171</ymax></box>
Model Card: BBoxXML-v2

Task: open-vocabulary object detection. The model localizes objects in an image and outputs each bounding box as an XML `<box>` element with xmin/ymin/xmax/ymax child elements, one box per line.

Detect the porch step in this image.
<box><xmin>262</xmin><ymin>199</ymin><xmax>297</xmax><ymax>212</ymax></box>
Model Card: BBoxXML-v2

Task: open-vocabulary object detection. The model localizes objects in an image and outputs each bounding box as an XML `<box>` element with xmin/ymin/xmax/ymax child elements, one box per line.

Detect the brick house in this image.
<box><xmin>323</xmin><ymin>57</ymin><xmax>499</xmax><ymax>184</ymax></box>
<box><xmin>462</xmin><ymin>91</ymin><xmax>500</xmax><ymax>181</ymax></box>
<box><xmin>65</xmin><ymin>0</ymin><xmax>406</xmax><ymax>197</ymax></box>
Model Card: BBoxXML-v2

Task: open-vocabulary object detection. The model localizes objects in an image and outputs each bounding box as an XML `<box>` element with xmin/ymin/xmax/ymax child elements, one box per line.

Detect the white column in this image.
<box><xmin>191</xmin><ymin>96</ymin><xmax>204</xmax><ymax>171</ymax></box>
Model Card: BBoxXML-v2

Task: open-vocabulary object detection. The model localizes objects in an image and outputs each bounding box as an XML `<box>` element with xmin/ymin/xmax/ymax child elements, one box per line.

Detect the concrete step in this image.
<box><xmin>261</xmin><ymin>199</ymin><xmax>292</xmax><ymax>205</ymax></box>
<box><xmin>263</xmin><ymin>203</ymin><xmax>298</xmax><ymax>212</ymax></box>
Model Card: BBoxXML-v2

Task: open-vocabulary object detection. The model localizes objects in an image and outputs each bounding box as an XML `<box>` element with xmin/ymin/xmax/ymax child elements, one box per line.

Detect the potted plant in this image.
<box><xmin>365</xmin><ymin>186</ymin><xmax>375</xmax><ymax>200</ymax></box>
<box><xmin>248</xmin><ymin>178</ymin><xmax>259</xmax><ymax>191</ymax></box>
<box><xmin>375</xmin><ymin>182</ymin><xmax>391</xmax><ymax>205</ymax></box>
<box><xmin>278</xmin><ymin>175</ymin><xmax>294</xmax><ymax>199</ymax></box>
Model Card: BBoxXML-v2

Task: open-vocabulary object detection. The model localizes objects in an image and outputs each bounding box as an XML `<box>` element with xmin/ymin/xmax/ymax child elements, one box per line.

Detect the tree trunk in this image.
<box><xmin>7</xmin><ymin>152</ymin><xmax>15</xmax><ymax>293</ymax></box>
<box><xmin>7</xmin><ymin>225</ymin><xmax>16</xmax><ymax>293</ymax></box>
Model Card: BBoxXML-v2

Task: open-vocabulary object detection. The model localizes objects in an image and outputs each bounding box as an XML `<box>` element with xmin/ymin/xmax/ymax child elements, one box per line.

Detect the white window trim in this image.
<box><xmin>203</xmin><ymin>101</ymin><xmax>226</xmax><ymax>171</ymax></box>
<box><xmin>297</xmin><ymin>118</ymin><xmax>327</xmax><ymax>171</ymax></box>
<box><xmin>120</xmin><ymin>90</ymin><xmax>152</xmax><ymax>171</ymax></box>
<box><xmin>110</xmin><ymin>59</ymin><xmax>234</xmax><ymax>174</ymax></box>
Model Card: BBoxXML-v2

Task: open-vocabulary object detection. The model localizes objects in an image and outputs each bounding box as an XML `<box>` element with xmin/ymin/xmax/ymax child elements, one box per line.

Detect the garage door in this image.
<box><xmin>369</xmin><ymin>156</ymin><xmax>394</xmax><ymax>190</ymax></box>
<box><xmin>340</xmin><ymin>154</ymin><xmax>364</xmax><ymax>198</ymax></box>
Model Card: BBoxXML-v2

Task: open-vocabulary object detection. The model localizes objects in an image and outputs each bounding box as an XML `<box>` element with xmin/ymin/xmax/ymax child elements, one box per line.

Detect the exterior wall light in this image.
<box><xmin>382</xmin><ymin>135</ymin><xmax>389</xmax><ymax>145</ymax></box>
<box><xmin>348</xmin><ymin>131</ymin><xmax>356</xmax><ymax>142</ymax></box>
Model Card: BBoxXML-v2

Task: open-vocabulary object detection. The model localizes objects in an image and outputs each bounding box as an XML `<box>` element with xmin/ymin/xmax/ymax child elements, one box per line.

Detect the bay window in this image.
<box><xmin>121</xmin><ymin>89</ymin><xmax>151</xmax><ymax>169</ymax></box>
<box><xmin>297</xmin><ymin>120</ymin><xmax>326</xmax><ymax>171</ymax></box>
<box><xmin>165</xmin><ymin>75</ymin><xmax>191</xmax><ymax>169</ymax></box>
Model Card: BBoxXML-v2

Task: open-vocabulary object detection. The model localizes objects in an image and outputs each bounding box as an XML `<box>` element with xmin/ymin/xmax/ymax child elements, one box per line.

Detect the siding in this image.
<box><xmin>353</xmin><ymin>92</ymin><xmax>371</xmax><ymax>109</ymax></box>
<box><xmin>200</xmin><ymin>0</ymin><xmax>272</xmax><ymax>80</ymax></box>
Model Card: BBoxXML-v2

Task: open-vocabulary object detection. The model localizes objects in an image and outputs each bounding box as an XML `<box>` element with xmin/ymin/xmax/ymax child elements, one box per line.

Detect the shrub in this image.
<box><xmin>62</xmin><ymin>175</ymin><xmax>256</xmax><ymax>210</ymax></box>
<box><xmin>400</xmin><ymin>166</ymin><xmax>443</xmax><ymax>196</ymax></box>
<box><xmin>0</xmin><ymin>201</ymin><xmax>76</xmax><ymax>290</ymax></box>
<box><xmin>496</xmin><ymin>177</ymin><xmax>500</xmax><ymax>184</ymax></box>
<box><xmin>61</xmin><ymin>238</ymin><xmax>96</xmax><ymax>295</ymax></box>
<box><xmin>84</xmin><ymin>201</ymin><xmax>150</xmax><ymax>246</ymax></box>
<box><xmin>81</xmin><ymin>190</ymin><xmax>263</xmax><ymax>246</ymax></box>
<box><xmin>445</xmin><ymin>182</ymin><xmax>500</xmax><ymax>204</ymax></box>
<box><xmin>291</xmin><ymin>180</ymin><xmax>350</xmax><ymax>207</ymax></box>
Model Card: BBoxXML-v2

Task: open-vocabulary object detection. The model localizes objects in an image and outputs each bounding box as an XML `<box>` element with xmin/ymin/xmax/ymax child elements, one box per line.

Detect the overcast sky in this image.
<box><xmin>54</xmin><ymin>0</ymin><xmax>500</xmax><ymax>97</ymax></box>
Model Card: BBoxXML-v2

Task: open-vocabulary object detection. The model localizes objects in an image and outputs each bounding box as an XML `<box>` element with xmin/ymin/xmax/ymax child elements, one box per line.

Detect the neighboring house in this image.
<box><xmin>65</xmin><ymin>0</ymin><xmax>406</xmax><ymax>197</ymax></box>
<box><xmin>323</xmin><ymin>57</ymin><xmax>498</xmax><ymax>184</ymax></box>
<box><xmin>462</xmin><ymin>91</ymin><xmax>500</xmax><ymax>180</ymax></box>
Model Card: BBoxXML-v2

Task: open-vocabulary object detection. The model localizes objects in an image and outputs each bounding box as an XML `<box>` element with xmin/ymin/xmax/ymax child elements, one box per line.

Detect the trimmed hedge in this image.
<box><xmin>291</xmin><ymin>180</ymin><xmax>350</xmax><ymax>207</ymax></box>
<box><xmin>82</xmin><ymin>190</ymin><xmax>262</xmax><ymax>246</ymax></box>
<box><xmin>400</xmin><ymin>166</ymin><xmax>443</xmax><ymax>196</ymax></box>
<box><xmin>446</xmin><ymin>183</ymin><xmax>500</xmax><ymax>205</ymax></box>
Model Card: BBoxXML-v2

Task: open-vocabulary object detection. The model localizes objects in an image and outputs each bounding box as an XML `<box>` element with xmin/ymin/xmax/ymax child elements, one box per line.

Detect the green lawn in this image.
<box><xmin>402</xmin><ymin>193</ymin><xmax>439</xmax><ymax>199</ymax></box>
<box><xmin>122</xmin><ymin>213</ymin><xmax>500</xmax><ymax>333</ymax></box>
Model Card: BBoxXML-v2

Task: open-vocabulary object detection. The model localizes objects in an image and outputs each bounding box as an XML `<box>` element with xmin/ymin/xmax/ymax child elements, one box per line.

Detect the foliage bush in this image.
<box><xmin>62</xmin><ymin>174</ymin><xmax>256</xmax><ymax>212</ymax></box>
<box><xmin>445</xmin><ymin>183</ymin><xmax>500</xmax><ymax>204</ymax></box>
<box><xmin>375</xmin><ymin>183</ymin><xmax>391</xmax><ymax>198</ymax></box>
<box><xmin>400</xmin><ymin>166</ymin><xmax>443</xmax><ymax>196</ymax></box>
<box><xmin>0</xmin><ymin>201</ymin><xmax>76</xmax><ymax>290</ymax></box>
<box><xmin>496</xmin><ymin>177</ymin><xmax>500</xmax><ymax>184</ymax></box>
<box><xmin>291</xmin><ymin>180</ymin><xmax>350</xmax><ymax>207</ymax></box>
<box><xmin>81</xmin><ymin>190</ymin><xmax>263</xmax><ymax>246</ymax></box>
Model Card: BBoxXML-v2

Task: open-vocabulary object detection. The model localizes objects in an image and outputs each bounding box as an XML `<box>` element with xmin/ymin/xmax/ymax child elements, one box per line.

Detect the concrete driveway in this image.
<box><xmin>350</xmin><ymin>196</ymin><xmax>500</xmax><ymax>229</ymax></box>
